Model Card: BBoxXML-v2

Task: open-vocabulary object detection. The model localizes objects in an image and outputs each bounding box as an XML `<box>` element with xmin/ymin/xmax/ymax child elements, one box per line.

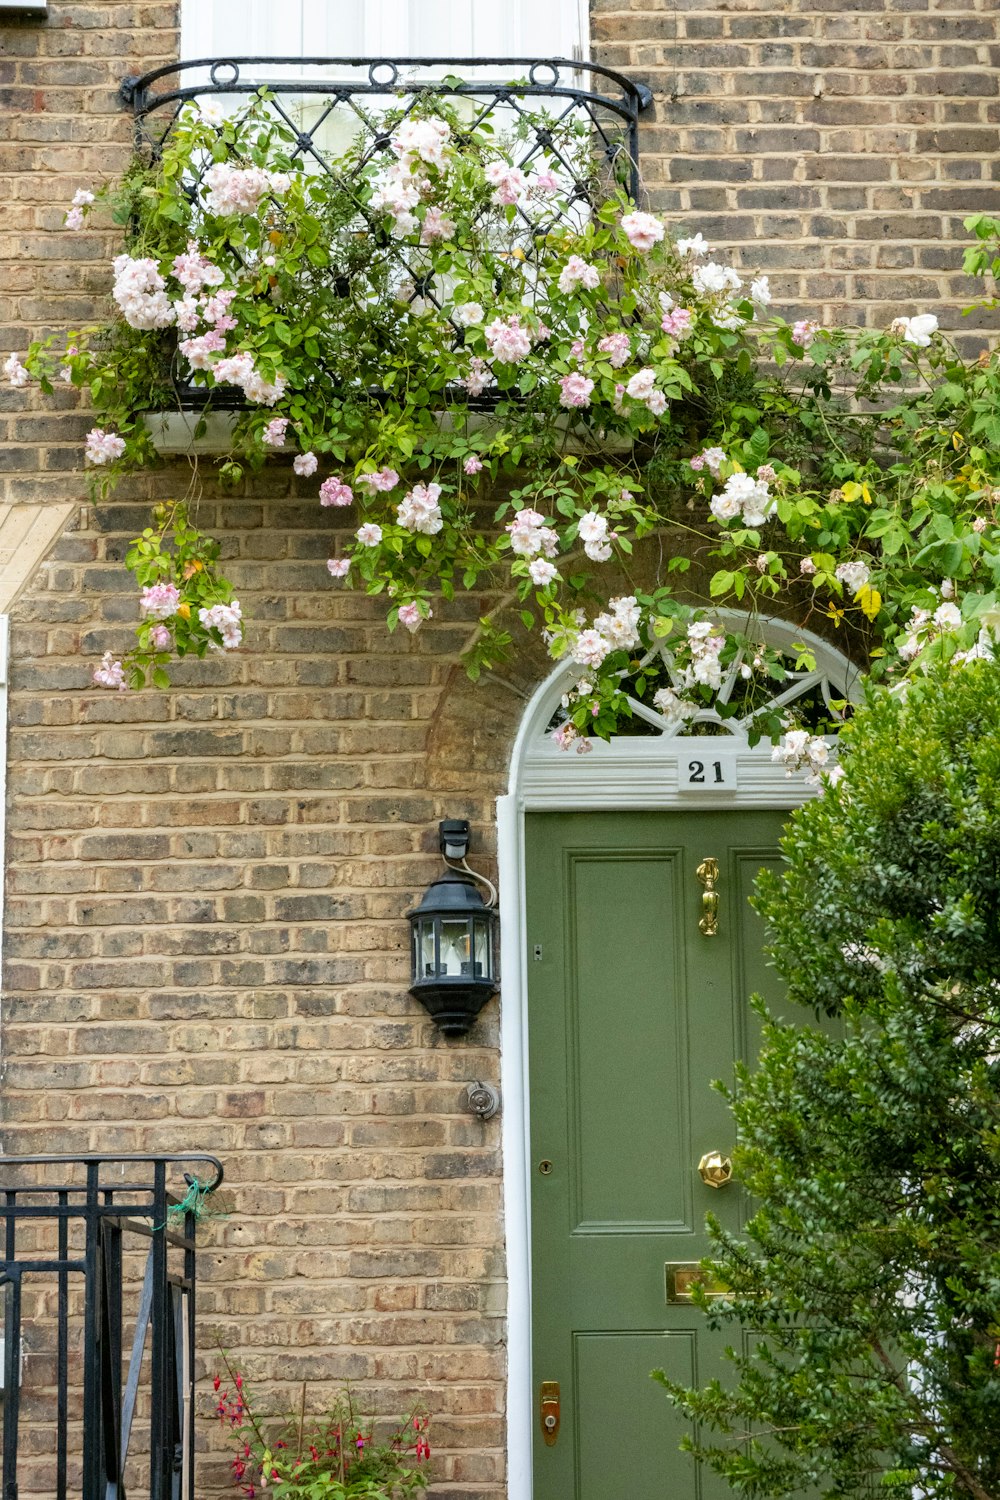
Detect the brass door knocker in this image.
<box><xmin>696</xmin><ymin>857</ymin><xmax>720</xmax><ymax>936</ymax></box>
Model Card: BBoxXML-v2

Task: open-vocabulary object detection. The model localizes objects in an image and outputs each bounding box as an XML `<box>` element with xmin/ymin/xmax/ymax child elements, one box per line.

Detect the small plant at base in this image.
<box><xmin>214</xmin><ymin>1360</ymin><xmax>430</xmax><ymax>1500</ymax></box>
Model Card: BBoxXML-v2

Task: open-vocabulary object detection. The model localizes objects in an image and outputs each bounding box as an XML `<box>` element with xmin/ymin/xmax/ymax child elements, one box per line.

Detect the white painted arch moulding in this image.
<box><xmin>495</xmin><ymin>613</ymin><xmax>860</xmax><ymax>1499</ymax></box>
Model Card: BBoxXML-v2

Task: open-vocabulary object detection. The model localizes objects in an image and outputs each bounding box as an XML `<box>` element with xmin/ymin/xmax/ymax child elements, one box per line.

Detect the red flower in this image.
<box><xmin>214</xmin><ymin>1375</ymin><xmax>221</xmax><ymax>1392</ymax></box>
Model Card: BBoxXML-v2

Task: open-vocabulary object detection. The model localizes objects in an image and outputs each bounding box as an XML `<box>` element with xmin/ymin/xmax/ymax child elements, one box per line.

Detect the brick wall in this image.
<box><xmin>592</xmin><ymin>0</ymin><xmax>997</xmax><ymax>347</ymax></box>
<box><xmin>1</xmin><ymin>1</ymin><xmax>996</xmax><ymax>1495</ymax></box>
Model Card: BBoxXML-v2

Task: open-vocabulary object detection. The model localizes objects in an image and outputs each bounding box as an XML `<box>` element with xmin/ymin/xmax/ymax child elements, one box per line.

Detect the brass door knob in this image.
<box><xmin>698</xmin><ymin>1150</ymin><xmax>733</xmax><ymax>1188</ymax></box>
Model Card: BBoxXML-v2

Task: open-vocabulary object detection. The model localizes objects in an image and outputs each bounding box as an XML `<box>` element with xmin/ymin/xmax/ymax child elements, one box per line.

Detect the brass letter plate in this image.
<box><xmin>665</xmin><ymin>1262</ymin><xmax>730</xmax><ymax>1304</ymax></box>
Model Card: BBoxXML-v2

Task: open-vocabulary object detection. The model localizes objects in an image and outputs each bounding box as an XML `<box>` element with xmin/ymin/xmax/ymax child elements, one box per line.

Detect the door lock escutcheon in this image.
<box><xmin>540</xmin><ymin>1381</ymin><xmax>560</xmax><ymax>1445</ymax></box>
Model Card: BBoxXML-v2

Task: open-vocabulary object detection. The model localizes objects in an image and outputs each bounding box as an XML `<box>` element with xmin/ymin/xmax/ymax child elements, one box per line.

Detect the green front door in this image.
<box><xmin>526</xmin><ymin>809</ymin><xmax>789</xmax><ymax>1500</ymax></box>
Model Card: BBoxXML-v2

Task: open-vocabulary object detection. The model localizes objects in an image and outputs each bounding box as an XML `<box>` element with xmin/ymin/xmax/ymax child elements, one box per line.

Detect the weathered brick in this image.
<box><xmin>1</xmin><ymin>3</ymin><xmax>992</xmax><ymax>1496</ymax></box>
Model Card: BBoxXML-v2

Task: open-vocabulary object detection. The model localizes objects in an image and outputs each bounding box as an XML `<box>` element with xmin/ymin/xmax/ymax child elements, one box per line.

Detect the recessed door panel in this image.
<box><xmin>568</xmin><ymin>851</ymin><xmax>690</xmax><ymax>1233</ymax></box>
<box><xmin>573</xmin><ymin>1331</ymin><xmax>698</xmax><ymax>1500</ymax></box>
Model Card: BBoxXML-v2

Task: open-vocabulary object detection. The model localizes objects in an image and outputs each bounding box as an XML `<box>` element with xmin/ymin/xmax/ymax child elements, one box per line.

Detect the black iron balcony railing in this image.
<box><xmin>0</xmin><ymin>1152</ymin><xmax>223</xmax><ymax>1500</ymax></box>
<box><xmin>120</xmin><ymin>55</ymin><xmax>653</xmax><ymax>199</ymax></box>
<box><xmin>115</xmin><ymin>58</ymin><xmax>653</xmax><ymax>413</ymax></box>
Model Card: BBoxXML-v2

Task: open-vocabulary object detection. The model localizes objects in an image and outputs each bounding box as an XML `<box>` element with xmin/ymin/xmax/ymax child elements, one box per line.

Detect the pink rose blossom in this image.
<box><xmin>529</xmin><ymin>558</ymin><xmax>559</xmax><ymax>586</ymax></box>
<box><xmin>293</xmin><ymin>452</ymin><xmax>318</xmax><ymax>477</ymax></box>
<box><xmin>756</xmin><ymin>464</ymin><xmax>777</xmax><ymax>483</ymax></box>
<box><xmin>85</xmin><ymin>428</ymin><xmax>126</xmax><ymax>465</ymax></box>
<box><xmin>559</xmin><ymin>372</ymin><xmax>595</xmax><ymax>409</ymax></box>
<box><xmin>263</xmin><ymin>417</ymin><xmax>288</xmax><ymax>447</ymax></box>
<box><xmin>173</xmin><ymin>297</ymin><xmax>200</xmax><ymax>332</ymax></box>
<box><xmin>792</xmin><ymin>319</ymin><xmax>820</xmax><ymax>349</ymax></box>
<box><xmin>357</xmin><ymin>467</ymin><xmax>399</xmax><ymax>493</ymax></box>
<box><xmin>462</xmin><ymin>356</ymin><xmax>491</xmax><ymax>396</ymax></box>
<box><xmin>397</xmin><ymin>482</ymin><xmax>443</xmax><ymax>535</ymax></box>
<box><xmin>689</xmin><ymin>446</ymin><xmax>726</xmax><ymax>477</ymax></box>
<box><xmin>533</xmin><ymin>169</ymin><xmax>561</xmax><ymax>193</ymax></box>
<box><xmin>621</xmin><ymin>210</ymin><xmax>665</xmax><ymax>251</ymax></box>
<box><xmin>597</xmin><ymin>333</ymin><xmax>631</xmax><ymax>368</ymax></box>
<box><xmin>64</xmin><ymin>187</ymin><xmax>94</xmax><ymax>230</ymax></box>
<box><xmin>397</xmin><ymin>601</ymin><xmax>429</xmax><ymax>632</ymax></box>
<box><xmin>626</xmin><ymin>368</ymin><xmax>657</xmax><ymax>401</ymax></box>
<box><xmin>4</xmin><ymin>353</ymin><xmax>29</xmax><ymax>388</ymax></box>
<box><xmin>356</xmin><ymin>523</ymin><xmax>383</xmax><ymax>547</ymax></box>
<box><xmin>484</xmin><ymin>161</ymin><xmax>528</xmax><ymax>206</ymax></box>
<box><xmin>179</xmin><ymin>329</ymin><xmax>226</xmax><ymax>371</ymax></box>
<box><xmin>661</xmin><ymin>307</ymin><xmax>694</xmax><ymax>339</ymax></box>
<box><xmin>320</xmin><ymin>477</ymin><xmax>354</xmax><ymax>508</ymax></box>
<box><xmin>973</xmin><ymin>516</ymin><xmax>988</xmax><ymax>534</ymax></box>
<box><xmin>93</xmin><ymin>651</ymin><xmax>128</xmax><ymax>691</ymax></box>
<box><xmin>203</xmin><ymin>163</ymin><xmax>290</xmax><ymax>216</ymax></box>
<box><xmin>558</xmin><ymin>255</ymin><xmax>601</xmax><ymax>294</ymax></box>
<box><xmin>453</xmin><ymin>302</ymin><xmax>483</xmax><ymax>327</ymax></box>
<box><xmin>198</xmin><ymin>600</ymin><xmax>243</xmax><ymax>649</ymax></box>
<box><xmin>420</xmin><ymin>205</ymin><xmax>455</xmax><ymax>244</ymax></box>
<box><xmin>463</xmin><ymin>455</ymin><xmax>483</xmax><ymax>475</ymax></box>
<box><xmin>150</xmin><ymin>624</ymin><xmax>172</xmax><ymax>650</ymax></box>
<box><xmin>327</xmin><ymin>558</ymin><xmax>351</xmax><ymax>578</ymax></box>
<box><xmin>202</xmin><ymin>288</ymin><xmax>236</xmax><ymax>325</ymax></box>
<box><xmin>140</xmin><ymin>581</ymin><xmax>181</xmax><ymax>620</ymax></box>
<box><xmin>484</xmin><ymin>314</ymin><xmax>532</xmax><ymax>365</ymax></box>
<box><xmin>172</xmin><ymin>240</ymin><xmax>225</xmax><ymax>295</ymax></box>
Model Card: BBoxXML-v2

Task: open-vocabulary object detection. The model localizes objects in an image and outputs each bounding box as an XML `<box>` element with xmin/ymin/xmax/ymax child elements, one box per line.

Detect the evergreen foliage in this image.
<box><xmin>660</xmin><ymin>661</ymin><xmax>1000</xmax><ymax>1500</ymax></box>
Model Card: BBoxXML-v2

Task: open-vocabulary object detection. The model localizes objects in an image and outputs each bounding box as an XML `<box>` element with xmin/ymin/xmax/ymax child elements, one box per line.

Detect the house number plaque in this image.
<box><xmin>677</xmin><ymin>755</ymin><xmax>738</xmax><ymax>792</ymax></box>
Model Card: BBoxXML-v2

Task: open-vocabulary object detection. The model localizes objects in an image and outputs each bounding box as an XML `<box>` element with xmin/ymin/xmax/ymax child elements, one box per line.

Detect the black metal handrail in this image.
<box><xmin>0</xmin><ymin>1153</ymin><xmax>223</xmax><ymax>1500</ymax></box>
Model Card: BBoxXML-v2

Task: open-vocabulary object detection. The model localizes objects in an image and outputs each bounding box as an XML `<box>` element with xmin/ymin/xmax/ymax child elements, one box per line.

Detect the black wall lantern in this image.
<box><xmin>408</xmin><ymin>820</ymin><xmax>499</xmax><ymax>1037</ymax></box>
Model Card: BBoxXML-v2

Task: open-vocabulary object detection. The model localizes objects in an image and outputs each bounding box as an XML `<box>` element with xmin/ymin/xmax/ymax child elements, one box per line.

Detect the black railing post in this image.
<box><xmin>185</xmin><ymin>1195</ymin><xmax>198</xmax><ymax>1500</ymax></box>
<box><xmin>81</xmin><ymin>1161</ymin><xmax>102</xmax><ymax>1500</ymax></box>
<box><xmin>1</xmin><ymin>1265</ymin><xmax>21</xmax><ymax>1500</ymax></box>
<box><xmin>100</xmin><ymin>1218</ymin><xmax>124</xmax><ymax>1495</ymax></box>
<box><xmin>57</xmin><ymin>1193</ymin><xmax>68</xmax><ymax>1500</ymax></box>
<box><xmin>149</xmin><ymin>1158</ymin><xmax>169</xmax><ymax>1500</ymax></box>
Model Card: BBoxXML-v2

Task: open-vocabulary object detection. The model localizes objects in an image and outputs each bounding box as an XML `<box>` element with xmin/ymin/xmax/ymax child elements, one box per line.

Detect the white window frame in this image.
<box><xmin>180</xmin><ymin>0</ymin><xmax>589</xmax><ymax>65</ymax></box>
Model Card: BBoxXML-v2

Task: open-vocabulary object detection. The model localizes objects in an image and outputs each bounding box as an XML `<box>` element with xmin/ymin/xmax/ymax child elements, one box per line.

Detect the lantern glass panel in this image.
<box><xmin>417</xmin><ymin>919</ymin><xmax>437</xmax><ymax>979</ymax></box>
<box><xmin>439</xmin><ymin>919</ymin><xmax>472</xmax><ymax>977</ymax></box>
<box><xmin>472</xmin><ymin>917</ymin><xmax>492</xmax><ymax>980</ymax></box>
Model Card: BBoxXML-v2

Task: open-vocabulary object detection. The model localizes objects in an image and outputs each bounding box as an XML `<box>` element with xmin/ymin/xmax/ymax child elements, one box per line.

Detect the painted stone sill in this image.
<box><xmin>144</xmin><ymin>410</ymin><xmax>633</xmax><ymax>457</ymax></box>
<box><xmin>145</xmin><ymin>411</ymin><xmax>238</xmax><ymax>454</ymax></box>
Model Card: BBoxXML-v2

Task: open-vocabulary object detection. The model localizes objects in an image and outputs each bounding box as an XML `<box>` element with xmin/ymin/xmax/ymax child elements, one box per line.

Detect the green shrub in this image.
<box><xmin>660</xmin><ymin>661</ymin><xmax>1000</xmax><ymax>1500</ymax></box>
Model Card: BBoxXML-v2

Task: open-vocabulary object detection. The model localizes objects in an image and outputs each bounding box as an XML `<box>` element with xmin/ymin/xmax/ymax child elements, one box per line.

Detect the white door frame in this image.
<box><xmin>496</xmin><ymin>615</ymin><xmax>860</xmax><ymax>1499</ymax></box>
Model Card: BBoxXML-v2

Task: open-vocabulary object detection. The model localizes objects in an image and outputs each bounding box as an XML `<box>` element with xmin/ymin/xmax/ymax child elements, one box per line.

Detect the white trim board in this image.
<box><xmin>497</xmin><ymin>619</ymin><xmax>858</xmax><ymax>1498</ymax></box>
<box><xmin>0</xmin><ymin>616</ymin><xmax>9</xmax><ymax>999</ymax></box>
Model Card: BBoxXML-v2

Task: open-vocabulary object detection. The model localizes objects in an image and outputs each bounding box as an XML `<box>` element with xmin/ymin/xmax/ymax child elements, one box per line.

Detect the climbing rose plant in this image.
<box><xmin>11</xmin><ymin>89</ymin><xmax>1000</xmax><ymax>755</ymax></box>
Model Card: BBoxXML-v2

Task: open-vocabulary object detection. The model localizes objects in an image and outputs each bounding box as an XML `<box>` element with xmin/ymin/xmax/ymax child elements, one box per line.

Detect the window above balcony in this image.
<box><xmin>179</xmin><ymin>0</ymin><xmax>590</xmax><ymax>74</ymax></box>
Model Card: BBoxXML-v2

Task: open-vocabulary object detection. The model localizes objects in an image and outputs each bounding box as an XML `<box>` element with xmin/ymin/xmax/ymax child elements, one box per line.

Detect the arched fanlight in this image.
<box><xmin>407</xmin><ymin>821</ymin><xmax>499</xmax><ymax>1037</ymax></box>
